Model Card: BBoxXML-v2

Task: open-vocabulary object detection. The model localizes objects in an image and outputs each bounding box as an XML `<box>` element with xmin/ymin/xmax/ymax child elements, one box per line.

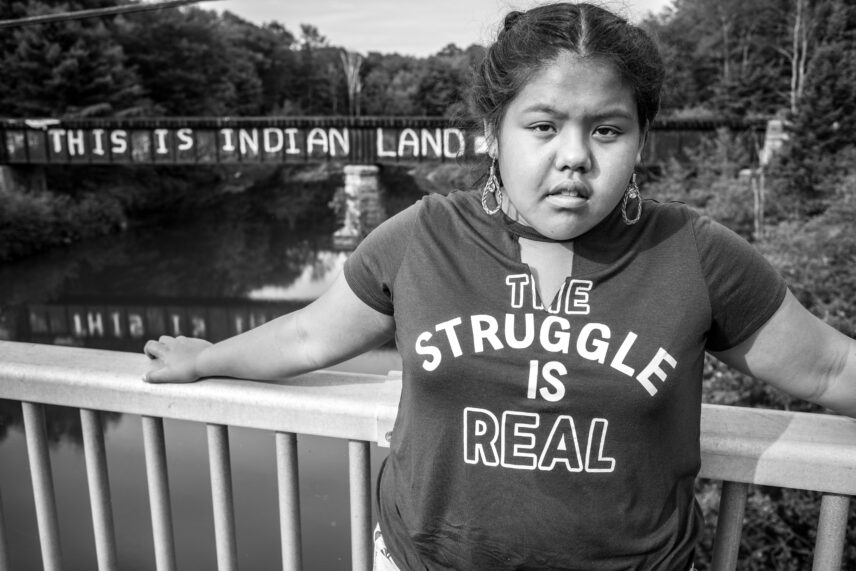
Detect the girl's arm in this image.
<box><xmin>713</xmin><ymin>290</ymin><xmax>856</xmax><ymax>417</ymax></box>
<box><xmin>143</xmin><ymin>273</ymin><xmax>395</xmax><ymax>383</ymax></box>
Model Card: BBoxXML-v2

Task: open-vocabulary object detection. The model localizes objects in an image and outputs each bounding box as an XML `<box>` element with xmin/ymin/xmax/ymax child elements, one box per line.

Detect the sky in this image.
<box><xmin>213</xmin><ymin>0</ymin><xmax>675</xmax><ymax>57</ymax></box>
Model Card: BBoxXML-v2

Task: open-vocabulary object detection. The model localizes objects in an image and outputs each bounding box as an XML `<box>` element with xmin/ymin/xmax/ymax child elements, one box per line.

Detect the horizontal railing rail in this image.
<box><xmin>0</xmin><ymin>340</ymin><xmax>854</xmax><ymax>570</ymax></box>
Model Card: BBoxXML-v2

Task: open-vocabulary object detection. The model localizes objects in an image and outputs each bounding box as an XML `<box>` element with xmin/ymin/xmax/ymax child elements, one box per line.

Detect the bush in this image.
<box><xmin>674</xmin><ymin>140</ymin><xmax>856</xmax><ymax>570</ymax></box>
<box><xmin>759</xmin><ymin>157</ymin><xmax>856</xmax><ymax>338</ymax></box>
<box><xmin>0</xmin><ymin>190</ymin><xmax>127</xmax><ymax>262</ymax></box>
<box><xmin>644</xmin><ymin>128</ymin><xmax>759</xmax><ymax>239</ymax></box>
<box><xmin>644</xmin><ymin>130</ymin><xmax>856</xmax><ymax>569</ymax></box>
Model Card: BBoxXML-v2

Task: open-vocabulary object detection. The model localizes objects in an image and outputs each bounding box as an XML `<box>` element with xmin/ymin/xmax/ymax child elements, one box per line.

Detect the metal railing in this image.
<box><xmin>0</xmin><ymin>340</ymin><xmax>854</xmax><ymax>571</ymax></box>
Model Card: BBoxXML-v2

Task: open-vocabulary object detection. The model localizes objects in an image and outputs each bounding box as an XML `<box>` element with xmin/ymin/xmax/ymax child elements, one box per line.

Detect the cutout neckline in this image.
<box><xmin>518</xmin><ymin>237</ymin><xmax>575</xmax><ymax>308</ymax></box>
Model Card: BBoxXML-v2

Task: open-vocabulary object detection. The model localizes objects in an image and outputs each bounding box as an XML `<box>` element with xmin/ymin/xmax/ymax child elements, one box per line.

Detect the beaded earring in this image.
<box><xmin>481</xmin><ymin>157</ymin><xmax>502</xmax><ymax>215</ymax></box>
<box><xmin>621</xmin><ymin>172</ymin><xmax>642</xmax><ymax>225</ymax></box>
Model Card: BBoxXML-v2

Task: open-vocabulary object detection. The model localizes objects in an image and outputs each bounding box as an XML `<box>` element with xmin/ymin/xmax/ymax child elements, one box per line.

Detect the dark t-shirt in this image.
<box><xmin>344</xmin><ymin>189</ymin><xmax>787</xmax><ymax>570</ymax></box>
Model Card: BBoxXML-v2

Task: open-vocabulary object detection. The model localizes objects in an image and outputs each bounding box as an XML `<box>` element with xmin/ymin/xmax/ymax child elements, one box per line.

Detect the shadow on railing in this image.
<box><xmin>0</xmin><ymin>340</ymin><xmax>854</xmax><ymax>571</ymax></box>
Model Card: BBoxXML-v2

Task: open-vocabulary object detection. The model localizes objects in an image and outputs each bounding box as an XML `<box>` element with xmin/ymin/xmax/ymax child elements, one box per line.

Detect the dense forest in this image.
<box><xmin>1</xmin><ymin>1</ymin><xmax>856</xmax><ymax>568</ymax></box>
<box><xmin>0</xmin><ymin>0</ymin><xmax>852</xmax><ymax>122</ymax></box>
<box><xmin>0</xmin><ymin>0</ymin><xmax>481</xmax><ymax>118</ymax></box>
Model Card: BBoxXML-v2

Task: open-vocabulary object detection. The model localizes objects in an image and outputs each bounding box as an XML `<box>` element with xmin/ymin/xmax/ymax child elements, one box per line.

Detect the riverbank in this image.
<box><xmin>0</xmin><ymin>187</ymin><xmax>127</xmax><ymax>262</ymax></box>
<box><xmin>0</xmin><ymin>164</ymin><xmax>245</xmax><ymax>262</ymax></box>
<box><xmin>0</xmin><ymin>162</ymin><xmax>474</xmax><ymax>263</ymax></box>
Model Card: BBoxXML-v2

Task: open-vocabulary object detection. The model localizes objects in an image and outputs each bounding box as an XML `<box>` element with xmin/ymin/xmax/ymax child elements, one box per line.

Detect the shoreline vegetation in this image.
<box><xmin>0</xmin><ymin>161</ymin><xmax>472</xmax><ymax>263</ymax></box>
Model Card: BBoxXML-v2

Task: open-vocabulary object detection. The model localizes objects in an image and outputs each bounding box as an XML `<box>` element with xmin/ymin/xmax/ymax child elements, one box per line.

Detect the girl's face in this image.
<box><xmin>490</xmin><ymin>51</ymin><xmax>645</xmax><ymax>241</ymax></box>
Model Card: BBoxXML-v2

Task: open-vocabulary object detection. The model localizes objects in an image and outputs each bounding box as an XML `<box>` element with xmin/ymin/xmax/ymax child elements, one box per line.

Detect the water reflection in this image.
<box><xmin>1</xmin><ymin>184</ymin><xmax>345</xmax><ymax>349</ymax></box>
<box><xmin>0</xmin><ymin>175</ymin><xmax>411</xmax><ymax>440</ymax></box>
<box><xmin>0</xmin><ymin>176</ymin><xmax>415</xmax><ymax>570</ymax></box>
<box><xmin>0</xmin><ymin>401</ymin><xmax>123</xmax><ymax>447</ymax></box>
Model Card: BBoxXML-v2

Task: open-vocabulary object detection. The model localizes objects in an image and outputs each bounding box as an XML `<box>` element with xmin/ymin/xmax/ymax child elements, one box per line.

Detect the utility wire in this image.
<box><xmin>0</xmin><ymin>0</ymin><xmax>222</xmax><ymax>30</ymax></box>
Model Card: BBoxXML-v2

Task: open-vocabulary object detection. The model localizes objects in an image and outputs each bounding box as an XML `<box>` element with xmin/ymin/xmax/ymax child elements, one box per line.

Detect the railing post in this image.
<box><xmin>710</xmin><ymin>481</ymin><xmax>748</xmax><ymax>571</ymax></box>
<box><xmin>812</xmin><ymin>493</ymin><xmax>850</xmax><ymax>570</ymax></box>
<box><xmin>276</xmin><ymin>432</ymin><xmax>302</xmax><ymax>571</ymax></box>
<box><xmin>348</xmin><ymin>440</ymin><xmax>372</xmax><ymax>571</ymax></box>
<box><xmin>142</xmin><ymin>416</ymin><xmax>177</xmax><ymax>571</ymax></box>
<box><xmin>0</xmin><ymin>488</ymin><xmax>11</xmax><ymax>571</ymax></box>
<box><xmin>207</xmin><ymin>424</ymin><xmax>238</xmax><ymax>571</ymax></box>
<box><xmin>22</xmin><ymin>402</ymin><xmax>63</xmax><ymax>571</ymax></box>
<box><xmin>80</xmin><ymin>409</ymin><xmax>118</xmax><ymax>571</ymax></box>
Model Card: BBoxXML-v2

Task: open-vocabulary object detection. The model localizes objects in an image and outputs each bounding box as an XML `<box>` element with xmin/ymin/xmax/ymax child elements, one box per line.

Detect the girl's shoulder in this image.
<box><xmin>421</xmin><ymin>188</ymin><xmax>482</xmax><ymax>214</ymax></box>
<box><xmin>640</xmin><ymin>199</ymin><xmax>722</xmax><ymax>240</ymax></box>
<box><xmin>642</xmin><ymin>198</ymin><xmax>699</xmax><ymax>221</ymax></box>
<box><xmin>642</xmin><ymin>199</ymin><xmax>743</xmax><ymax>245</ymax></box>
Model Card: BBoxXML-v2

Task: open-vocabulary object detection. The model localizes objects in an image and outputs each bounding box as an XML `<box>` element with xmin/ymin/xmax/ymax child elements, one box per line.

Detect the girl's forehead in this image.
<box><xmin>511</xmin><ymin>52</ymin><xmax>636</xmax><ymax>117</ymax></box>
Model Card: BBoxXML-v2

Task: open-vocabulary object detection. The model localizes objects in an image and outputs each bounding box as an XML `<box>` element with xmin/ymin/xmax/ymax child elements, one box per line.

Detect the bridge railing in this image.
<box><xmin>0</xmin><ymin>340</ymin><xmax>854</xmax><ymax>571</ymax></box>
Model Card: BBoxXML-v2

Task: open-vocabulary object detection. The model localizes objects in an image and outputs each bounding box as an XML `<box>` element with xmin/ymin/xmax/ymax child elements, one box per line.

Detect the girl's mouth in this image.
<box><xmin>546</xmin><ymin>181</ymin><xmax>590</xmax><ymax>208</ymax></box>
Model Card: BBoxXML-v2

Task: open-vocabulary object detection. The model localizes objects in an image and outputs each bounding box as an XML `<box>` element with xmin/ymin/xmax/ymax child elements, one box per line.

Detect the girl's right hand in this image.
<box><xmin>143</xmin><ymin>335</ymin><xmax>212</xmax><ymax>383</ymax></box>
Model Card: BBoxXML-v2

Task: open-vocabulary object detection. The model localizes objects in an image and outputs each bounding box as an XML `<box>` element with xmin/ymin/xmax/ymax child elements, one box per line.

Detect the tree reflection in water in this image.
<box><xmin>0</xmin><ymin>166</ymin><xmax>422</xmax><ymax>445</ymax></box>
<box><xmin>0</xmin><ymin>400</ymin><xmax>122</xmax><ymax>447</ymax></box>
<box><xmin>0</xmin><ymin>166</ymin><xmax>424</xmax><ymax>570</ymax></box>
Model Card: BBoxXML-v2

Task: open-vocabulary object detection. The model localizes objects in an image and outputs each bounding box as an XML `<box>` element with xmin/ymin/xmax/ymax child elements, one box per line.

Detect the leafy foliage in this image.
<box><xmin>776</xmin><ymin>0</ymin><xmax>856</xmax><ymax>199</ymax></box>
<box><xmin>0</xmin><ymin>187</ymin><xmax>126</xmax><ymax>261</ymax></box>
<box><xmin>642</xmin><ymin>0</ymin><xmax>797</xmax><ymax>118</ymax></box>
<box><xmin>0</xmin><ymin>2</ymin><xmax>145</xmax><ymax>116</ymax></box>
<box><xmin>0</xmin><ymin>1</ymin><xmax>483</xmax><ymax>118</ymax></box>
<box><xmin>643</xmin><ymin>128</ymin><xmax>761</xmax><ymax>238</ymax></box>
<box><xmin>645</xmin><ymin>127</ymin><xmax>856</xmax><ymax>569</ymax></box>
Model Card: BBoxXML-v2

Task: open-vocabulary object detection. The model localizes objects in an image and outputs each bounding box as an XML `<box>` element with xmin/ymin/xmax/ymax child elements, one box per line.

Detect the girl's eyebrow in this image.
<box><xmin>520</xmin><ymin>103</ymin><xmax>563</xmax><ymax>115</ymax></box>
<box><xmin>589</xmin><ymin>108</ymin><xmax>636</xmax><ymax>122</ymax></box>
<box><xmin>520</xmin><ymin>104</ymin><xmax>636</xmax><ymax>122</ymax></box>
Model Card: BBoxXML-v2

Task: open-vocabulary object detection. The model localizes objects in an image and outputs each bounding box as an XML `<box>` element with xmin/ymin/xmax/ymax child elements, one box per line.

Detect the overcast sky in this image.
<box><xmin>213</xmin><ymin>0</ymin><xmax>675</xmax><ymax>57</ymax></box>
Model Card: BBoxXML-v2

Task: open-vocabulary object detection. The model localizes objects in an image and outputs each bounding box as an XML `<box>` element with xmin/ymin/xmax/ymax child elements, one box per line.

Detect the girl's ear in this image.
<box><xmin>483</xmin><ymin>119</ymin><xmax>497</xmax><ymax>158</ymax></box>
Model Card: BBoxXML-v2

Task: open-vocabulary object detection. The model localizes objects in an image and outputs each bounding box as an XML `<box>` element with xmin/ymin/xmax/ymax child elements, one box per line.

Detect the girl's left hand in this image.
<box><xmin>143</xmin><ymin>335</ymin><xmax>212</xmax><ymax>383</ymax></box>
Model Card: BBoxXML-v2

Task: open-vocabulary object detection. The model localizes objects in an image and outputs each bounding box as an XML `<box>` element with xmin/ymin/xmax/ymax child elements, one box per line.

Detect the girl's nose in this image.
<box><xmin>553</xmin><ymin>131</ymin><xmax>592</xmax><ymax>173</ymax></box>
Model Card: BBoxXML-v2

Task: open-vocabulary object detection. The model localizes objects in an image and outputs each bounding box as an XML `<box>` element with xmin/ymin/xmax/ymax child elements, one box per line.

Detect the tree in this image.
<box><xmin>118</xmin><ymin>6</ymin><xmax>262</xmax><ymax>116</ymax></box>
<box><xmin>778</xmin><ymin>0</ymin><xmax>856</xmax><ymax>199</ymax></box>
<box><xmin>641</xmin><ymin>0</ymin><xmax>811</xmax><ymax>117</ymax></box>
<box><xmin>234</xmin><ymin>20</ymin><xmax>298</xmax><ymax>115</ymax></box>
<box><xmin>281</xmin><ymin>23</ymin><xmax>349</xmax><ymax>115</ymax></box>
<box><xmin>413</xmin><ymin>43</ymin><xmax>481</xmax><ymax>117</ymax></box>
<box><xmin>0</xmin><ymin>1</ymin><xmax>146</xmax><ymax>117</ymax></box>
<box><xmin>782</xmin><ymin>0</ymin><xmax>814</xmax><ymax>114</ymax></box>
<box><xmin>340</xmin><ymin>50</ymin><xmax>363</xmax><ymax>116</ymax></box>
<box><xmin>360</xmin><ymin>52</ymin><xmax>420</xmax><ymax>116</ymax></box>
<box><xmin>221</xmin><ymin>13</ymin><xmax>298</xmax><ymax>115</ymax></box>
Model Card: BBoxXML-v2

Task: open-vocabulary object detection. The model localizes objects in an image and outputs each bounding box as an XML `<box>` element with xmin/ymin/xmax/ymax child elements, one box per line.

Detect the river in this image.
<box><xmin>0</xmin><ymin>182</ymin><xmax>415</xmax><ymax>570</ymax></box>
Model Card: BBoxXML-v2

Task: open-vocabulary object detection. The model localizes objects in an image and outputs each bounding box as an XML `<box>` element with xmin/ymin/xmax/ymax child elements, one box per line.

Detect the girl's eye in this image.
<box><xmin>530</xmin><ymin>123</ymin><xmax>555</xmax><ymax>134</ymax></box>
<box><xmin>594</xmin><ymin>126</ymin><xmax>621</xmax><ymax>138</ymax></box>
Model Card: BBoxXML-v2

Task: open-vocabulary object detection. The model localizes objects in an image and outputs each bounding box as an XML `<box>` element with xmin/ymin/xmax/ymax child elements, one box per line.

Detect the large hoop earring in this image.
<box><xmin>482</xmin><ymin>157</ymin><xmax>502</xmax><ymax>215</ymax></box>
<box><xmin>621</xmin><ymin>172</ymin><xmax>642</xmax><ymax>225</ymax></box>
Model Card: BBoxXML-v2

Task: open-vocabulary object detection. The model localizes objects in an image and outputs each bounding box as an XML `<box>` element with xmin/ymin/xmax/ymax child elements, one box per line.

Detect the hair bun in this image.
<box><xmin>503</xmin><ymin>11</ymin><xmax>524</xmax><ymax>32</ymax></box>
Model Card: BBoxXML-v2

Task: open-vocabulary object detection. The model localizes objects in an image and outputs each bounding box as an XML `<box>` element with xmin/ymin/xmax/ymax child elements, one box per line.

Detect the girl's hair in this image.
<box><xmin>471</xmin><ymin>2</ymin><xmax>665</xmax><ymax>142</ymax></box>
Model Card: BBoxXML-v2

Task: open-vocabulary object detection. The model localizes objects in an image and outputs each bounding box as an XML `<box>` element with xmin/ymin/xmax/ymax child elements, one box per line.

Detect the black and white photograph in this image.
<box><xmin>1</xmin><ymin>1</ymin><xmax>855</xmax><ymax>569</ymax></box>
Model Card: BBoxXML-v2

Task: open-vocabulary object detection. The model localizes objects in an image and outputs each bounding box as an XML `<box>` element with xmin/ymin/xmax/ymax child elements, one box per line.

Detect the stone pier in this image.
<box><xmin>333</xmin><ymin>164</ymin><xmax>386</xmax><ymax>249</ymax></box>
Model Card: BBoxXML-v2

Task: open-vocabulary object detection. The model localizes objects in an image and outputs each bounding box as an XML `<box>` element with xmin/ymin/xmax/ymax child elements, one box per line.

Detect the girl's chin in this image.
<box><xmin>541</xmin><ymin>229</ymin><xmax>581</xmax><ymax>241</ymax></box>
<box><xmin>504</xmin><ymin>202</ymin><xmax>594</xmax><ymax>240</ymax></box>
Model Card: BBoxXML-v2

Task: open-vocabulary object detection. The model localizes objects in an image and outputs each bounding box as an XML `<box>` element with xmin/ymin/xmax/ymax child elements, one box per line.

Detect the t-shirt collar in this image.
<box><xmin>497</xmin><ymin>201</ymin><xmax>626</xmax><ymax>243</ymax></box>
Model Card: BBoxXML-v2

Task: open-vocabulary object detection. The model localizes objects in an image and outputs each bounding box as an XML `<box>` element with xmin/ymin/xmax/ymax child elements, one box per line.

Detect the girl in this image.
<box><xmin>144</xmin><ymin>3</ymin><xmax>856</xmax><ymax>569</ymax></box>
